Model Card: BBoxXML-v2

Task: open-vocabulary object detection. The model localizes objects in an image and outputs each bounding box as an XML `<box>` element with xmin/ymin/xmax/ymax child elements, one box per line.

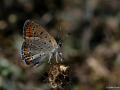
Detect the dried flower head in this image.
<box><xmin>48</xmin><ymin>64</ymin><xmax>69</xmax><ymax>89</ymax></box>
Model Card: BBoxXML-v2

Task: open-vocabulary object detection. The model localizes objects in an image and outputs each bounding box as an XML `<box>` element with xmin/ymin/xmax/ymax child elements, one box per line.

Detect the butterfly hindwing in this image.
<box><xmin>21</xmin><ymin>40</ymin><xmax>48</xmax><ymax>66</ymax></box>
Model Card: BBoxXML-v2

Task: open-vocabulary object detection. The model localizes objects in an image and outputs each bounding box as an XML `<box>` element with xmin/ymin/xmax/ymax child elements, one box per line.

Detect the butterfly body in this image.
<box><xmin>21</xmin><ymin>20</ymin><xmax>62</xmax><ymax>66</ymax></box>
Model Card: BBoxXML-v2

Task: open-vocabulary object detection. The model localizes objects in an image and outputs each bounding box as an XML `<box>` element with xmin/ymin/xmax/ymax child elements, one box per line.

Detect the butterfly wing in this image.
<box><xmin>23</xmin><ymin>20</ymin><xmax>58</xmax><ymax>48</ymax></box>
<box><xmin>21</xmin><ymin>20</ymin><xmax>58</xmax><ymax>66</ymax></box>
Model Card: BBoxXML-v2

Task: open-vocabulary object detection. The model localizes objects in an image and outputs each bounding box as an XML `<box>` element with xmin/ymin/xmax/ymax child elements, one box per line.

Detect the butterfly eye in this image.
<box><xmin>40</xmin><ymin>32</ymin><xmax>43</xmax><ymax>35</ymax></box>
<box><xmin>59</xmin><ymin>43</ymin><xmax>62</xmax><ymax>47</ymax></box>
<box><xmin>58</xmin><ymin>40</ymin><xmax>63</xmax><ymax>48</ymax></box>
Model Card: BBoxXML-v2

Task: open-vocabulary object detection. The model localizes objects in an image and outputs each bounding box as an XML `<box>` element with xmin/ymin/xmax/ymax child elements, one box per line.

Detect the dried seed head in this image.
<box><xmin>48</xmin><ymin>64</ymin><xmax>69</xmax><ymax>89</ymax></box>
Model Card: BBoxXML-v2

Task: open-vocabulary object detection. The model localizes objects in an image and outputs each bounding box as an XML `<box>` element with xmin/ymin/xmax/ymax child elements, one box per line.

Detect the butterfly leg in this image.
<box><xmin>55</xmin><ymin>52</ymin><xmax>58</xmax><ymax>63</ymax></box>
<box><xmin>58</xmin><ymin>52</ymin><xmax>63</xmax><ymax>62</ymax></box>
<box><xmin>48</xmin><ymin>53</ymin><xmax>52</xmax><ymax>64</ymax></box>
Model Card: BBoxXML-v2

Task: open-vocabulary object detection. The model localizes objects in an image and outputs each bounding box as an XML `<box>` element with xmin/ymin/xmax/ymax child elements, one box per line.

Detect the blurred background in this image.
<box><xmin>0</xmin><ymin>0</ymin><xmax>120</xmax><ymax>90</ymax></box>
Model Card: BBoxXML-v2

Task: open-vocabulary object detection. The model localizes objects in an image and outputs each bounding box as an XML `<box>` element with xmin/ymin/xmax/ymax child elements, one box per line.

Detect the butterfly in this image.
<box><xmin>21</xmin><ymin>20</ymin><xmax>63</xmax><ymax>67</ymax></box>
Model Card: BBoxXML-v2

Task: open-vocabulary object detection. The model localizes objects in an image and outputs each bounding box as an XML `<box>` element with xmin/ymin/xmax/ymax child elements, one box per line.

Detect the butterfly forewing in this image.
<box><xmin>23</xmin><ymin>20</ymin><xmax>57</xmax><ymax>48</ymax></box>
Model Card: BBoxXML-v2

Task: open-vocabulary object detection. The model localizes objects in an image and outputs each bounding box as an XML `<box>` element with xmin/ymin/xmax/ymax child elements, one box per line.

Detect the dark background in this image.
<box><xmin>0</xmin><ymin>0</ymin><xmax>120</xmax><ymax>90</ymax></box>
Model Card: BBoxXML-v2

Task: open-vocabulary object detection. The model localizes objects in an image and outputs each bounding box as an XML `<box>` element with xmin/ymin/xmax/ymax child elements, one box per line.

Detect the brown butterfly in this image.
<box><xmin>21</xmin><ymin>20</ymin><xmax>63</xmax><ymax>66</ymax></box>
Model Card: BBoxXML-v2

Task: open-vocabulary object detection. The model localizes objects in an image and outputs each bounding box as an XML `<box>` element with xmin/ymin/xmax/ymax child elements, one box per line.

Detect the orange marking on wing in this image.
<box><xmin>24</xmin><ymin>48</ymin><xmax>29</xmax><ymax>54</ymax></box>
<box><xmin>26</xmin><ymin>26</ymin><xmax>33</xmax><ymax>37</ymax></box>
<box><xmin>23</xmin><ymin>48</ymin><xmax>33</xmax><ymax>65</ymax></box>
<box><xmin>23</xmin><ymin>48</ymin><xmax>30</xmax><ymax>57</ymax></box>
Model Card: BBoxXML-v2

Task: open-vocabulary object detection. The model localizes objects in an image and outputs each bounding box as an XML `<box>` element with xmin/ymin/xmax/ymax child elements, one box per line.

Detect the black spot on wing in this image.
<box><xmin>49</xmin><ymin>40</ymin><xmax>51</xmax><ymax>43</ymax></box>
<box><xmin>40</xmin><ymin>32</ymin><xmax>43</xmax><ymax>35</ymax></box>
<box><xmin>45</xmin><ymin>36</ymin><xmax>47</xmax><ymax>38</ymax></box>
